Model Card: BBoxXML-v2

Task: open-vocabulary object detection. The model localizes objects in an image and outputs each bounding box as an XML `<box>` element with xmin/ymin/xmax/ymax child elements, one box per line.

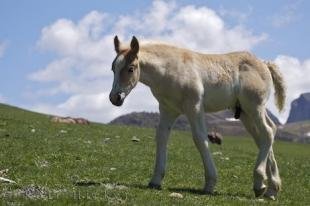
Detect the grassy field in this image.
<box><xmin>0</xmin><ymin>103</ymin><xmax>309</xmax><ymax>205</ymax></box>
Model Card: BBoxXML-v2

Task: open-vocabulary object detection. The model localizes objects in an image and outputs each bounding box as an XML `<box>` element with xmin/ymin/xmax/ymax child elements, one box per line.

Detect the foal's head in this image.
<box><xmin>109</xmin><ymin>36</ymin><xmax>140</xmax><ymax>106</ymax></box>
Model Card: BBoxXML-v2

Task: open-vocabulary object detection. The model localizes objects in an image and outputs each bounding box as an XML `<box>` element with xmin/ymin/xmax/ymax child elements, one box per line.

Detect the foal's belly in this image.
<box><xmin>203</xmin><ymin>87</ymin><xmax>236</xmax><ymax>112</ymax></box>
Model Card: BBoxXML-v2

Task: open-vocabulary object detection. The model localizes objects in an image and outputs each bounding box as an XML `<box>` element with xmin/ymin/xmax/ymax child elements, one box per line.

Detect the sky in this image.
<box><xmin>0</xmin><ymin>0</ymin><xmax>309</xmax><ymax>123</ymax></box>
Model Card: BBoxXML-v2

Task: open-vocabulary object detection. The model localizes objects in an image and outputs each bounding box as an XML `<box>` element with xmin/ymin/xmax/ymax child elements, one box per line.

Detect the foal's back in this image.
<box><xmin>140</xmin><ymin>43</ymin><xmax>272</xmax><ymax>111</ymax></box>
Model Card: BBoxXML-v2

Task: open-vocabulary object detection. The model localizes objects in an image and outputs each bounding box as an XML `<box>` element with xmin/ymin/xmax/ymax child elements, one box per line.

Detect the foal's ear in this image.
<box><xmin>130</xmin><ymin>36</ymin><xmax>139</xmax><ymax>55</ymax></box>
<box><xmin>114</xmin><ymin>35</ymin><xmax>121</xmax><ymax>54</ymax></box>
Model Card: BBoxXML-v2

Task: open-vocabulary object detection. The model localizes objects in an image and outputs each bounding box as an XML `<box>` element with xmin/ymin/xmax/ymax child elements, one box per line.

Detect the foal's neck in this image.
<box><xmin>138</xmin><ymin>50</ymin><xmax>161</xmax><ymax>88</ymax></box>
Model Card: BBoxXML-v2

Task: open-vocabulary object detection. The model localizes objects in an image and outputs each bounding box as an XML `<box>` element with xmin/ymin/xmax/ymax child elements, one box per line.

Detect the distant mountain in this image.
<box><xmin>287</xmin><ymin>93</ymin><xmax>310</xmax><ymax>123</ymax></box>
<box><xmin>110</xmin><ymin>112</ymin><xmax>160</xmax><ymax>128</ymax></box>
<box><xmin>110</xmin><ymin>111</ymin><xmax>242</xmax><ymax>135</ymax></box>
<box><xmin>110</xmin><ymin>109</ymin><xmax>281</xmax><ymax>136</ymax></box>
<box><xmin>110</xmin><ymin>110</ymin><xmax>310</xmax><ymax>143</ymax></box>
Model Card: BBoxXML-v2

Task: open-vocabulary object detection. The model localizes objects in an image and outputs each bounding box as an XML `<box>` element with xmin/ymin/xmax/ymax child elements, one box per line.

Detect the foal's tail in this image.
<box><xmin>265</xmin><ymin>61</ymin><xmax>286</xmax><ymax>112</ymax></box>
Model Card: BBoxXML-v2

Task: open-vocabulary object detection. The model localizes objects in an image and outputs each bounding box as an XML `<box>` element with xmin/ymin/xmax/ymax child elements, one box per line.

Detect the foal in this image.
<box><xmin>109</xmin><ymin>36</ymin><xmax>285</xmax><ymax>199</ymax></box>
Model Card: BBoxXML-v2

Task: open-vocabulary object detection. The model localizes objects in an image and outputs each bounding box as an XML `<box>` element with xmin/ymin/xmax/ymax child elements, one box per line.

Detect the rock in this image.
<box><xmin>103</xmin><ymin>183</ymin><xmax>128</xmax><ymax>190</ymax></box>
<box><xmin>74</xmin><ymin>118</ymin><xmax>90</xmax><ymax>125</ymax></box>
<box><xmin>0</xmin><ymin>177</ymin><xmax>16</xmax><ymax>184</ymax></box>
<box><xmin>51</xmin><ymin>116</ymin><xmax>90</xmax><ymax>125</ymax></box>
<box><xmin>103</xmin><ymin>183</ymin><xmax>114</xmax><ymax>190</ymax></box>
<box><xmin>115</xmin><ymin>185</ymin><xmax>128</xmax><ymax>190</ymax></box>
<box><xmin>169</xmin><ymin>192</ymin><xmax>184</xmax><ymax>198</ymax></box>
<box><xmin>0</xmin><ymin>169</ymin><xmax>9</xmax><ymax>176</ymax></box>
<box><xmin>212</xmin><ymin>151</ymin><xmax>222</xmax><ymax>155</ymax></box>
<box><xmin>287</xmin><ymin>93</ymin><xmax>310</xmax><ymax>123</ymax></box>
<box><xmin>131</xmin><ymin>136</ymin><xmax>140</xmax><ymax>142</ymax></box>
<box><xmin>52</xmin><ymin>116</ymin><xmax>75</xmax><ymax>124</ymax></box>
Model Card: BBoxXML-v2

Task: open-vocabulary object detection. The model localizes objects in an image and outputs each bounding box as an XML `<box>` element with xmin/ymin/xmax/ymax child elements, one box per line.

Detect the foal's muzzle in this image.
<box><xmin>109</xmin><ymin>92</ymin><xmax>126</xmax><ymax>106</ymax></box>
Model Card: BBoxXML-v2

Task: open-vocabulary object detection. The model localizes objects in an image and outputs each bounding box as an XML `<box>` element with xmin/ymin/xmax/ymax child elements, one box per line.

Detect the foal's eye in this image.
<box><xmin>128</xmin><ymin>66</ymin><xmax>134</xmax><ymax>73</ymax></box>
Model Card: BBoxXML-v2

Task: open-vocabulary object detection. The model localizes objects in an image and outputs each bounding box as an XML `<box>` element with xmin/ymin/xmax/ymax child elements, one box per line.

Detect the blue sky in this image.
<box><xmin>0</xmin><ymin>0</ymin><xmax>309</xmax><ymax>123</ymax></box>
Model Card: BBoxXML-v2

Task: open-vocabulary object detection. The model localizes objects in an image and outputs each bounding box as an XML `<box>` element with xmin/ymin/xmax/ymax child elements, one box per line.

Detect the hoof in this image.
<box><xmin>264</xmin><ymin>188</ymin><xmax>278</xmax><ymax>200</ymax></box>
<box><xmin>264</xmin><ymin>194</ymin><xmax>276</xmax><ymax>200</ymax></box>
<box><xmin>203</xmin><ymin>186</ymin><xmax>216</xmax><ymax>195</ymax></box>
<box><xmin>254</xmin><ymin>186</ymin><xmax>267</xmax><ymax>197</ymax></box>
<box><xmin>148</xmin><ymin>182</ymin><xmax>161</xmax><ymax>190</ymax></box>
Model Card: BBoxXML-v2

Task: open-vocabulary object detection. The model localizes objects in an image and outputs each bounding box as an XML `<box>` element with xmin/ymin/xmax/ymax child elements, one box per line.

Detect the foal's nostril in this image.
<box><xmin>117</xmin><ymin>94</ymin><xmax>122</xmax><ymax>102</ymax></box>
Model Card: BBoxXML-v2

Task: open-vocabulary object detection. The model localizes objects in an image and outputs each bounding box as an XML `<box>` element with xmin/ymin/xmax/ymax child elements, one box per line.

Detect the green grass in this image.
<box><xmin>0</xmin><ymin>103</ymin><xmax>309</xmax><ymax>205</ymax></box>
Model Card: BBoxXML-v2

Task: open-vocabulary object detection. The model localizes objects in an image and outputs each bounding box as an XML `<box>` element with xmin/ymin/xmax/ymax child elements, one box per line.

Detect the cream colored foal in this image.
<box><xmin>109</xmin><ymin>36</ymin><xmax>285</xmax><ymax>199</ymax></box>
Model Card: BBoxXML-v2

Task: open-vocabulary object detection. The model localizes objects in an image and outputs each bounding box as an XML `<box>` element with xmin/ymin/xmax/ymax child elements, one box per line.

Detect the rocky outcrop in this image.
<box><xmin>51</xmin><ymin>116</ymin><xmax>90</xmax><ymax>125</ymax></box>
<box><xmin>287</xmin><ymin>93</ymin><xmax>310</xmax><ymax>123</ymax></box>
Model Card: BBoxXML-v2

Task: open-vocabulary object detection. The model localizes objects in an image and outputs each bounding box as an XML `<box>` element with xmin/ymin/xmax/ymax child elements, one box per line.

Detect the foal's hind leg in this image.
<box><xmin>264</xmin><ymin>115</ymin><xmax>281</xmax><ymax>199</ymax></box>
<box><xmin>240</xmin><ymin>108</ymin><xmax>274</xmax><ymax>197</ymax></box>
<box><xmin>265</xmin><ymin>149</ymin><xmax>281</xmax><ymax>199</ymax></box>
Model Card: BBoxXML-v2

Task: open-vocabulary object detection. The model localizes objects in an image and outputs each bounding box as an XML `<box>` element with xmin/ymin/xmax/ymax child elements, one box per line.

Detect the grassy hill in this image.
<box><xmin>0</xmin><ymin>103</ymin><xmax>309</xmax><ymax>205</ymax></box>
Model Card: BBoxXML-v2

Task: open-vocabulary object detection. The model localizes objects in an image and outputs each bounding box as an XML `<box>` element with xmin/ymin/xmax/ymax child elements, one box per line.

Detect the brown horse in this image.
<box><xmin>109</xmin><ymin>36</ymin><xmax>285</xmax><ymax>199</ymax></box>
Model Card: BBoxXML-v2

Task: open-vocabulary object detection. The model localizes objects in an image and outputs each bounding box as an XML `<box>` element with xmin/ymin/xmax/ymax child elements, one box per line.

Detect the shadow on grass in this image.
<box><xmin>74</xmin><ymin>180</ymin><xmax>101</xmax><ymax>186</ymax></box>
<box><xmin>168</xmin><ymin>187</ymin><xmax>204</xmax><ymax>195</ymax></box>
<box><xmin>125</xmin><ymin>183</ymin><xmax>150</xmax><ymax>190</ymax></box>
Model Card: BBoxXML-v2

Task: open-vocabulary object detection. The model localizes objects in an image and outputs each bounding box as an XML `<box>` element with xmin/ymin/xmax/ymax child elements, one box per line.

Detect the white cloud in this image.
<box><xmin>113</xmin><ymin>2</ymin><xmax>267</xmax><ymax>53</ymax></box>
<box><xmin>29</xmin><ymin>1</ymin><xmax>267</xmax><ymax>123</ymax></box>
<box><xmin>29</xmin><ymin>58</ymin><xmax>75</xmax><ymax>82</ymax></box>
<box><xmin>37</xmin><ymin>11</ymin><xmax>108</xmax><ymax>57</ymax></box>
<box><xmin>31</xmin><ymin>84</ymin><xmax>157</xmax><ymax>122</ymax></box>
<box><xmin>0</xmin><ymin>41</ymin><xmax>7</xmax><ymax>58</ymax></box>
<box><xmin>267</xmin><ymin>55</ymin><xmax>310</xmax><ymax>123</ymax></box>
<box><xmin>30</xmin><ymin>10</ymin><xmax>115</xmax><ymax>95</ymax></box>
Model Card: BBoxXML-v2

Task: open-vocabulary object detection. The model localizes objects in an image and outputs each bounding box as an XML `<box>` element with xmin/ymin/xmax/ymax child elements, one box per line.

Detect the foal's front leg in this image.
<box><xmin>148</xmin><ymin>108</ymin><xmax>177</xmax><ymax>189</ymax></box>
<box><xmin>186</xmin><ymin>107</ymin><xmax>217</xmax><ymax>194</ymax></box>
